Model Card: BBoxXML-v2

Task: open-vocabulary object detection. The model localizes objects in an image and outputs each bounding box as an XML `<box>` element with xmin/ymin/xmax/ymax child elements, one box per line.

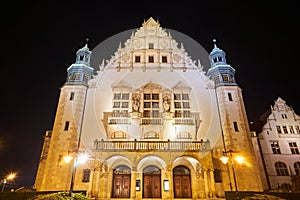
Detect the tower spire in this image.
<box><xmin>207</xmin><ymin>40</ymin><xmax>237</xmax><ymax>87</ymax></box>
<box><xmin>66</xmin><ymin>39</ymin><xmax>94</xmax><ymax>86</ymax></box>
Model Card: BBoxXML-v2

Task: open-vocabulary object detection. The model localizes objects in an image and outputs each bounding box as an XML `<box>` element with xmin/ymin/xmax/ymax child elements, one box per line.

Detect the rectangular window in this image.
<box><xmin>174</xmin><ymin>94</ymin><xmax>181</xmax><ymax>100</ymax></box>
<box><xmin>282</xmin><ymin>114</ymin><xmax>287</xmax><ymax>119</ymax></box>
<box><xmin>276</xmin><ymin>126</ymin><xmax>282</xmax><ymax>134</ymax></box>
<box><xmin>135</xmin><ymin>56</ymin><xmax>141</xmax><ymax>63</ymax></box>
<box><xmin>233</xmin><ymin>122</ymin><xmax>239</xmax><ymax>132</ymax></box>
<box><xmin>213</xmin><ymin>75</ymin><xmax>220</xmax><ymax>84</ymax></box>
<box><xmin>114</xmin><ymin>93</ymin><xmax>121</xmax><ymax>100</ymax></box>
<box><xmin>295</xmin><ymin>126</ymin><xmax>300</xmax><ymax>134</ymax></box>
<box><xmin>289</xmin><ymin>126</ymin><xmax>295</xmax><ymax>134</ymax></box>
<box><xmin>144</xmin><ymin>102</ymin><xmax>151</xmax><ymax>108</ymax></box>
<box><xmin>152</xmin><ymin>102</ymin><xmax>159</xmax><ymax>108</ymax></box>
<box><xmin>148</xmin><ymin>56</ymin><xmax>154</xmax><ymax>63</ymax></box>
<box><xmin>121</xmin><ymin>102</ymin><xmax>128</xmax><ymax>108</ymax></box>
<box><xmin>175</xmin><ymin>110</ymin><xmax>182</xmax><ymax>118</ymax></box>
<box><xmin>82</xmin><ymin>169</ymin><xmax>91</xmax><ymax>182</ymax></box>
<box><xmin>70</xmin><ymin>92</ymin><xmax>75</xmax><ymax>101</ymax></box>
<box><xmin>122</xmin><ymin>93</ymin><xmax>129</xmax><ymax>100</ymax></box>
<box><xmin>283</xmin><ymin>126</ymin><xmax>288</xmax><ymax>134</ymax></box>
<box><xmin>64</xmin><ymin>121</ymin><xmax>70</xmax><ymax>131</ymax></box>
<box><xmin>152</xmin><ymin>94</ymin><xmax>159</xmax><ymax>100</ymax></box>
<box><xmin>183</xmin><ymin>111</ymin><xmax>191</xmax><ymax>118</ymax></box>
<box><xmin>149</xmin><ymin>43</ymin><xmax>154</xmax><ymax>49</ymax></box>
<box><xmin>113</xmin><ymin>102</ymin><xmax>120</xmax><ymax>108</ymax></box>
<box><xmin>174</xmin><ymin>102</ymin><xmax>181</xmax><ymax>108</ymax></box>
<box><xmin>144</xmin><ymin>94</ymin><xmax>151</xmax><ymax>100</ymax></box>
<box><xmin>182</xmin><ymin>94</ymin><xmax>189</xmax><ymax>100</ymax></box>
<box><xmin>271</xmin><ymin>141</ymin><xmax>281</xmax><ymax>154</ymax></box>
<box><xmin>289</xmin><ymin>142</ymin><xmax>299</xmax><ymax>154</ymax></box>
<box><xmin>183</xmin><ymin>102</ymin><xmax>190</xmax><ymax>108</ymax></box>
<box><xmin>222</xmin><ymin>74</ymin><xmax>230</xmax><ymax>82</ymax></box>
<box><xmin>152</xmin><ymin>110</ymin><xmax>159</xmax><ymax>118</ymax></box>
<box><xmin>83</xmin><ymin>74</ymin><xmax>89</xmax><ymax>83</ymax></box>
<box><xmin>162</xmin><ymin>56</ymin><xmax>167</xmax><ymax>63</ymax></box>
<box><xmin>143</xmin><ymin>110</ymin><xmax>151</xmax><ymax>118</ymax></box>
<box><xmin>228</xmin><ymin>93</ymin><xmax>233</xmax><ymax>101</ymax></box>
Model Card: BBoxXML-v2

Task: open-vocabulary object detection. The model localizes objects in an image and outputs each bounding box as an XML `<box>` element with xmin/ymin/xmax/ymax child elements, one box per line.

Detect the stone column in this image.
<box><xmin>203</xmin><ymin>170</ymin><xmax>209</xmax><ymax>198</ymax></box>
<box><xmin>210</xmin><ymin>169</ymin><xmax>216</xmax><ymax>198</ymax></box>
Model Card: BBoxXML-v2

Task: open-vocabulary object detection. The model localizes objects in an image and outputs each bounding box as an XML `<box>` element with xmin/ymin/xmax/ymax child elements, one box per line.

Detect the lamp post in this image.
<box><xmin>1</xmin><ymin>173</ymin><xmax>16</xmax><ymax>192</ymax></box>
<box><xmin>220</xmin><ymin>149</ymin><xmax>244</xmax><ymax>199</ymax></box>
<box><xmin>64</xmin><ymin>151</ymin><xmax>88</xmax><ymax>199</ymax></box>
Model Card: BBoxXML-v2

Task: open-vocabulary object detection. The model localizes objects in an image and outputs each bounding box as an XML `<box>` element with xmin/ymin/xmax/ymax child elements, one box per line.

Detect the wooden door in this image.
<box><xmin>112</xmin><ymin>175</ymin><xmax>131</xmax><ymax>198</ymax></box>
<box><xmin>143</xmin><ymin>165</ymin><xmax>161</xmax><ymax>198</ymax></box>
<box><xmin>143</xmin><ymin>175</ymin><xmax>161</xmax><ymax>198</ymax></box>
<box><xmin>173</xmin><ymin>166</ymin><xmax>192</xmax><ymax>198</ymax></box>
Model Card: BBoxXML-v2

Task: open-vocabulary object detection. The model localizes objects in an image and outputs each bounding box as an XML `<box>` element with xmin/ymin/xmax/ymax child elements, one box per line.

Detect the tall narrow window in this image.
<box><xmin>113</xmin><ymin>92</ymin><xmax>129</xmax><ymax>118</ymax></box>
<box><xmin>289</xmin><ymin>126</ymin><xmax>295</xmax><ymax>134</ymax></box>
<box><xmin>271</xmin><ymin>141</ymin><xmax>281</xmax><ymax>154</ymax></box>
<box><xmin>64</xmin><ymin>121</ymin><xmax>70</xmax><ymax>131</ymax></box>
<box><xmin>276</xmin><ymin>126</ymin><xmax>282</xmax><ymax>134</ymax></box>
<box><xmin>148</xmin><ymin>56</ymin><xmax>154</xmax><ymax>63</ymax></box>
<box><xmin>174</xmin><ymin>93</ymin><xmax>191</xmax><ymax>118</ymax></box>
<box><xmin>222</xmin><ymin>74</ymin><xmax>230</xmax><ymax>82</ymax></box>
<box><xmin>162</xmin><ymin>56</ymin><xmax>167</xmax><ymax>63</ymax></box>
<box><xmin>275</xmin><ymin>162</ymin><xmax>289</xmax><ymax>176</ymax></box>
<box><xmin>228</xmin><ymin>92</ymin><xmax>233</xmax><ymax>101</ymax></box>
<box><xmin>295</xmin><ymin>126</ymin><xmax>300</xmax><ymax>134</ymax></box>
<box><xmin>135</xmin><ymin>55</ymin><xmax>141</xmax><ymax>63</ymax></box>
<box><xmin>289</xmin><ymin>142</ymin><xmax>299</xmax><ymax>154</ymax></box>
<box><xmin>283</xmin><ymin>126</ymin><xmax>288</xmax><ymax>134</ymax></box>
<box><xmin>70</xmin><ymin>92</ymin><xmax>75</xmax><ymax>101</ymax></box>
<box><xmin>149</xmin><ymin>43</ymin><xmax>154</xmax><ymax>49</ymax></box>
<box><xmin>233</xmin><ymin>122</ymin><xmax>239</xmax><ymax>132</ymax></box>
<box><xmin>281</xmin><ymin>114</ymin><xmax>287</xmax><ymax>119</ymax></box>
<box><xmin>294</xmin><ymin>162</ymin><xmax>300</xmax><ymax>175</ymax></box>
<box><xmin>82</xmin><ymin>169</ymin><xmax>91</xmax><ymax>182</ymax></box>
<box><xmin>143</xmin><ymin>93</ymin><xmax>160</xmax><ymax>118</ymax></box>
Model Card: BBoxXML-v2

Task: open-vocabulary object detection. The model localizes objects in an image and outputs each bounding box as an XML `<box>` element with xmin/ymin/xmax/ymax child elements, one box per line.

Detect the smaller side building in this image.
<box><xmin>257</xmin><ymin>97</ymin><xmax>300</xmax><ymax>192</ymax></box>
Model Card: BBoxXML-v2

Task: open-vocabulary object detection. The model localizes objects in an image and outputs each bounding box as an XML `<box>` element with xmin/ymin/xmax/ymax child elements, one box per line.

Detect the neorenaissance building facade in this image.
<box><xmin>34</xmin><ymin>18</ymin><xmax>264</xmax><ymax>199</ymax></box>
<box><xmin>256</xmin><ymin>97</ymin><xmax>300</xmax><ymax>192</ymax></box>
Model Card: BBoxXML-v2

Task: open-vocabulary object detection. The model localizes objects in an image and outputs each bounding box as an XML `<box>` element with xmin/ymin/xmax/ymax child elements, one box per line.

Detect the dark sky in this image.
<box><xmin>1</xmin><ymin>1</ymin><xmax>299</xmax><ymax>188</ymax></box>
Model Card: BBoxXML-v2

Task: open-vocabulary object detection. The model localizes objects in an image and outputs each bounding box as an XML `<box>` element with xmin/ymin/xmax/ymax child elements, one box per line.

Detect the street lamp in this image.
<box><xmin>64</xmin><ymin>151</ymin><xmax>89</xmax><ymax>199</ymax></box>
<box><xmin>220</xmin><ymin>149</ymin><xmax>245</xmax><ymax>199</ymax></box>
<box><xmin>1</xmin><ymin>173</ymin><xmax>16</xmax><ymax>192</ymax></box>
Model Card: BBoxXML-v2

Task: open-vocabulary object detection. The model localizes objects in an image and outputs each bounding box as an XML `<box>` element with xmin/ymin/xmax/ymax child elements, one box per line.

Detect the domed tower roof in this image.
<box><xmin>207</xmin><ymin>39</ymin><xmax>237</xmax><ymax>87</ymax></box>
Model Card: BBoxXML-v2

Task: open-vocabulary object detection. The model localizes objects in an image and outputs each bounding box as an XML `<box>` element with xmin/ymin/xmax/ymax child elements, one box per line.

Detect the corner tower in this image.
<box><xmin>34</xmin><ymin>40</ymin><xmax>93</xmax><ymax>191</ymax></box>
<box><xmin>207</xmin><ymin>40</ymin><xmax>265</xmax><ymax>192</ymax></box>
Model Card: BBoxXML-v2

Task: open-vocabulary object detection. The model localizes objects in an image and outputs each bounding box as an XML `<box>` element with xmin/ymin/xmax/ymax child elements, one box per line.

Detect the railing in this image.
<box><xmin>173</xmin><ymin>118</ymin><xmax>195</xmax><ymax>125</ymax></box>
<box><xmin>141</xmin><ymin>118</ymin><xmax>162</xmax><ymax>125</ymax></box>
<box><xmin>92</xmin><ymin>139</ymin><xmax>210</xmax><ymax>152</ymax></box>
<box><xmin>108</xmin><ymin>118</ymin><xmax>131</xmax><ymax>124</ymax></box>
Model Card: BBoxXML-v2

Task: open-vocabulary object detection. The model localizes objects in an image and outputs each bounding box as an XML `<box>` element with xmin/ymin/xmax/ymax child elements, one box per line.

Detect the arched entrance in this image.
<box><xmin>173</xmin><ymin>165</ymin><xmax>192</xmax><ymax>198</ymax></box>
<box><xmin>112</xmin><ymin>165</ymin><xmax>131</xmax><ymax>198</ymax></box>
<box><xmin>143</xmin><ymin>165</ymin><xmax>161</xmax><ymax>198</ymax></box>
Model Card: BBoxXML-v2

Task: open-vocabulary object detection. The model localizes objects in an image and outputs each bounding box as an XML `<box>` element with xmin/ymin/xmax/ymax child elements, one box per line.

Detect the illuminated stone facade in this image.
<box><xmin>34</xmin><ymin>17</ymin><xmax>264</xmax><ymax>199</ymax></box>
<box><xmin>255</xmin><ymin>97</ymin><xmax>300</xmax><ymax>191</ymax></box>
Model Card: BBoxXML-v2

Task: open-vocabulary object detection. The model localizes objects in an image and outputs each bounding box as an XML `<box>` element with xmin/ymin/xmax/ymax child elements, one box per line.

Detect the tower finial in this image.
<box><xmin>85</xmin><ymin>37</ymin><xmax>89</xmax><ymax>47</ymax></box>
<box><xmin>213</xmin><ymin>38</ymin><xmax>217</xmax><ymax>48</ymax></box>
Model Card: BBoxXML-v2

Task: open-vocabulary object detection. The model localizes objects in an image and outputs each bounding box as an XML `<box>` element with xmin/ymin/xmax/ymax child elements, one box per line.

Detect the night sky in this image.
<box><xmin>1</xmin><ymin>1</ymin><xmax>299</xmax><ymax>188</ymax></box>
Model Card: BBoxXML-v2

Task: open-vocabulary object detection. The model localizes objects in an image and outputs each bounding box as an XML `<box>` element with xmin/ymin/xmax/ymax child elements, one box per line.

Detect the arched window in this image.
<box><xmin>275</xmin><ymin>162</ymin><xmax>289</xmax><ymax>176</ymax></box>
<box><xmin>294</xmin><ymin>162</ymin><xmax>300</xmax><ymax>175</ymax></box>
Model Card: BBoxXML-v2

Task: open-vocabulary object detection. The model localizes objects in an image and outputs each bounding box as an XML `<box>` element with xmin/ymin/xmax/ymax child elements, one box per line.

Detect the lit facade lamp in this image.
<box><xmin>63</xmin><ymin>151</ymin><xmax>89</xmax><ymax>199</ymax></box>
<box><xmin>220</xmin><ymin>149</ymin><xmax>245</xmax><ymax>198</ymax></box>
<box><xmin>1</xmin><ymin>173</ymin><xmax>16</xmax><ymax>192</ymax></box>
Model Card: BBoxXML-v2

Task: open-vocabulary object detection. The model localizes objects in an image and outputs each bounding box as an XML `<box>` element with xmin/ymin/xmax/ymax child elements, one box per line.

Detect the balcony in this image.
<box><xmin>92</xmin><ymin>139</ymin><xmax>210</xmax><ymax>152</ymax></box>
<box><xmin>141</xmin><ymin>118</ymin><xmax>163</xmax><ymax>125</ymax></box>
<box><xmin>173</xmin><ymin>118</ymin><xmax>195</xmax><ymax>125</ymax></box>
<box><xmin>108</xmin><ymin>118</ymin><xmax>131</xmax><ymax>124</ymax></box>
